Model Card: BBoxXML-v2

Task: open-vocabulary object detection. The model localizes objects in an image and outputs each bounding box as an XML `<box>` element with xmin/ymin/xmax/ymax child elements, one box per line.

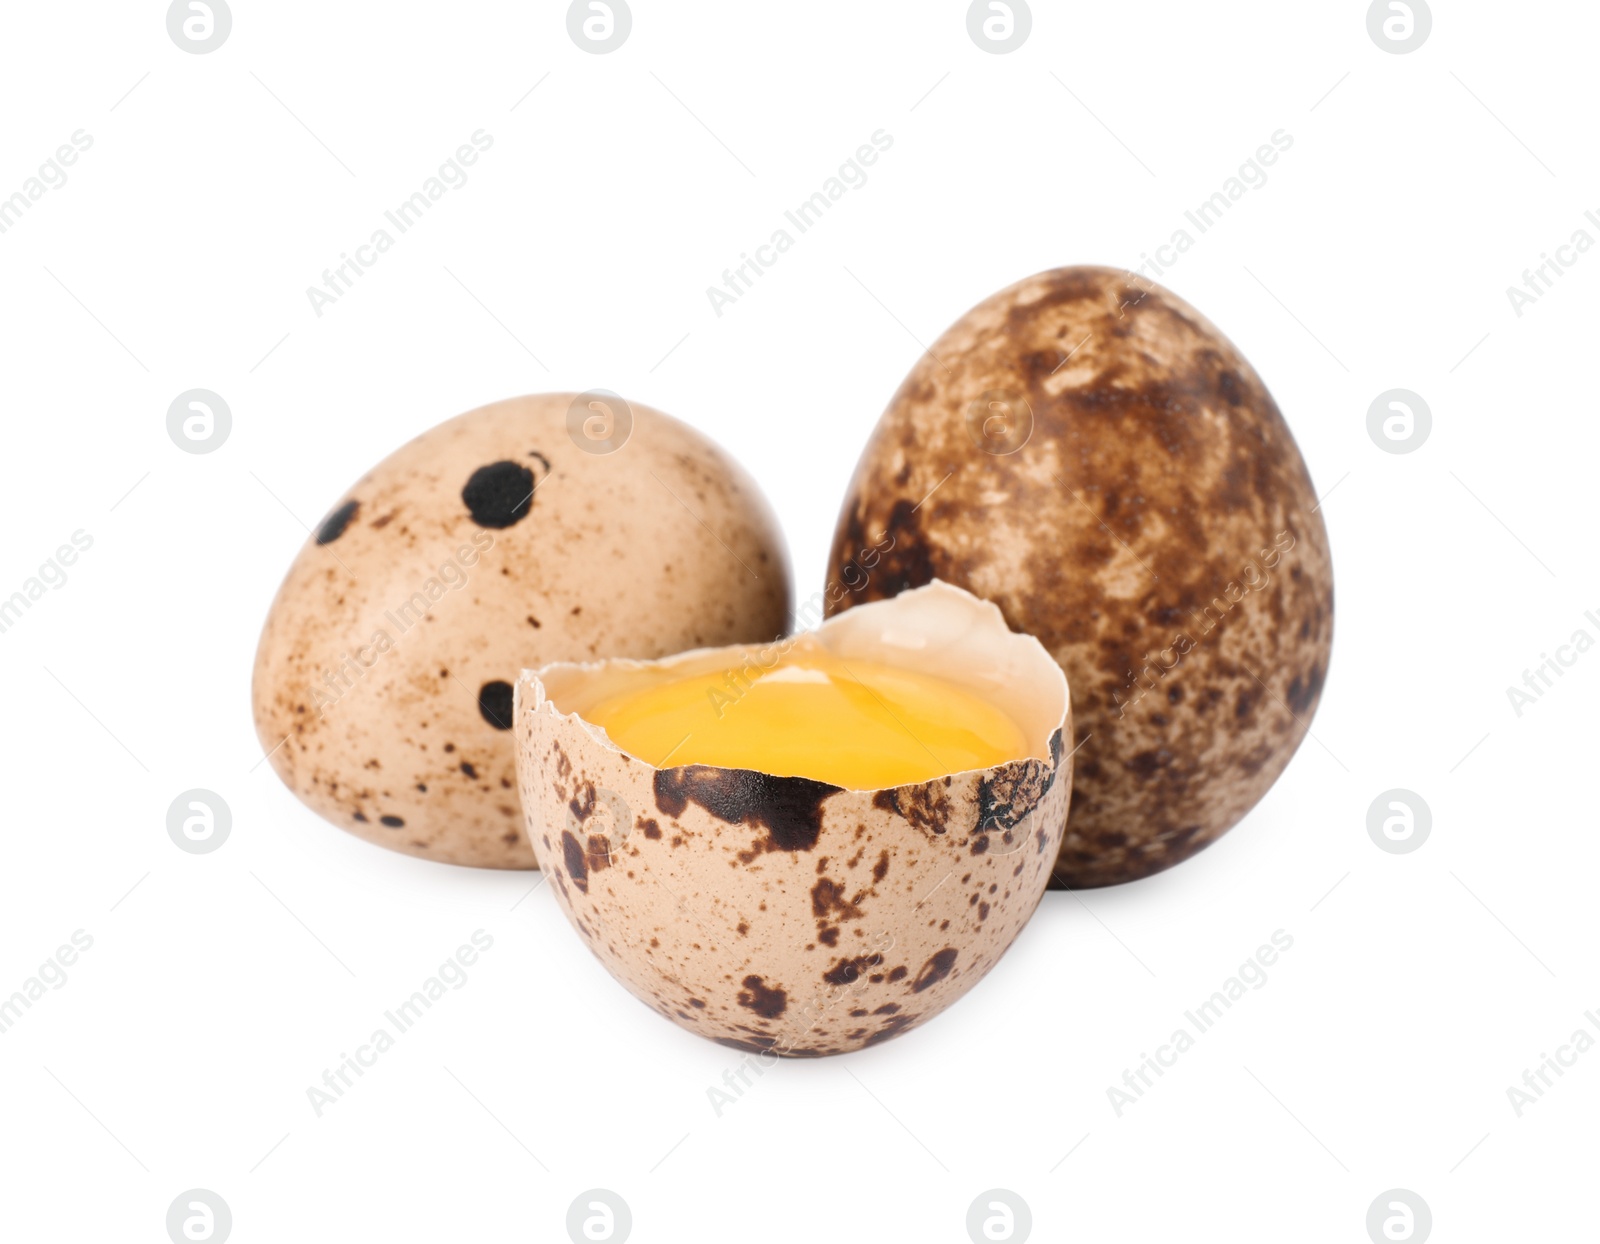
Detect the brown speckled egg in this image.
<box><xmin>826</xmin><ymin>267</ymin><xmax>1333</xmax><ymax>889</ymax></box>
<box><xmin>252</xmin><ymin>393</ymin><xmax>791</xmax><ymax>867</ymax></box>
<box><xmin>515</xmin><ymin>582</ymin><xmax>1071</xmax><ymax>1055</ymax></box>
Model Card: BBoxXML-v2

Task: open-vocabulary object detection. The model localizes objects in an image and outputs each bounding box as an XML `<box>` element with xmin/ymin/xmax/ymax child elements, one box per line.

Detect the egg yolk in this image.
<box><xmin>580</xmin><ymin>637</ymin><xmax>1032</xmax><ymax>789</ymax></box>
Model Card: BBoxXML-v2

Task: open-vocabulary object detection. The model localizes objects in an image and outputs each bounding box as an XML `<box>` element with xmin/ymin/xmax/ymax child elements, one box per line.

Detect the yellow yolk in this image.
<box><xmin>581</xmin><ymin>638</ymin><xmax>1032</xmax><ymax>789</ymax></box>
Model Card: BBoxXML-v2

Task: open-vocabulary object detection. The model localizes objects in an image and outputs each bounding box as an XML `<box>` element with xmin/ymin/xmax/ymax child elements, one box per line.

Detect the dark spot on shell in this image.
<box><xmin>715</xmin><ymin>1034</ymin><xmax>779</xmax><ymax>1054</ymax></box>
<box><xmin>1237</xmin><ymin>745</ymin><xmax>1272</xmax><ymax>777</ymax></box>
<box><xmin>811</xmin><ymin>878</ymin><xmax>865</xmax><ymax>921</ymax></box>
<box><xmin>888</xmin><ymin>965</ymin><xmax>908</xmax><ymax>982</ymax></box>
<box><xmin>911</xmin><ymin>948</ymin><xmax>958</xmax><ymax>993</ymax></box>
<box><xmin>462</xmin><ymin>461</ymin><xmax>535</xmax><ymax>528</ymax></box>
<box><xmin>975</xmin><ymin>753</ymin><xmax>1054</xmax><ymax>849</ymax></box>
<box><xmin>872</xmin><ymin>850</ymin><xmax>890</xmax><ymax>882</ymax></box>
<box><xmin>478</xmin><ymin>680</ymin><xmax>515</xmax><ymax>730</ymax></box>
<box><xmin>823</xmin><ymin>954</ymin><xmax>884</xmax><ymax>986</ymax></box>
<box><xmin>585</xmin><ymin>834</ymin><xmax>612</xmax><ymax>871</ymax></box>
<box><xmin>316</xmin><ymin>499</ymin><xmax>359</xmax><ymax>544</ymax></box>
<box><xmin>838</xmin><ymin>497</ymin><xmax>938</xmax><ymax>598</ymax></box>
<box><xmin>1286</xmin><ymin>662</ymin><xmax>1325</xmax><ymax>716</ymax></box>
<box><xmin>461</xmin><ymin>761</ymin><xmax>478</xmax><ymax>779</ymax></box>
<box><xmin>379</xmin><ymin>815</ymin><xmax>404</xmax><ymax>828</ymax></box>
<box><xmin>1129</xmin><ymin>749</ymin><xmax>1168</xmax><ymax>780</ymax></box>
<box><xmin>639</xmin><ymin>817</ymin><xmax>662</xmax><ymax>840</ymax></box>
<box><xmin>736</xmin><ymin>975</ymin><xmax>787</xmax><ymax>1019</ymax></box>
<box><xmin>654</xmin><ymin>767</ymin><xmax>839</xmax><ymax>855</ymax></box>
<box><xmin>569</xmin><ymin>782</ymin><xmax>596</xmax><ymax>823</ymax></box>
<box><xmin>863</xmin><ymin>1013</ymin><xmax>916</xmax><ymax>1047</ymax></box>
<box><xmin>873</xmin><ymin>783</ymin><xmax>951</xmax><ymax>836</ymax></box>
<box><xmin>561</xmin><ymin>830</ymin><xmax>589</xmax><ymax>894</ymax></box>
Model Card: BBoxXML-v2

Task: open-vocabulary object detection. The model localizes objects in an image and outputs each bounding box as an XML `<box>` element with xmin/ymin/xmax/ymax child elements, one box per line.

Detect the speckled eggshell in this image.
<box><xmin>826</xmin><ymin>266</ymin><xmax>1334</xmax><ymax>888</ymax></box>
<box><xmin>516</xmin><ymin>582</ymin><xmax>1071</xmax><ymax>1056</ymax></box>
<box><xmin>252</xmin><ymin>393</ymin><xmax>791</xmax><ymax>868</ymax></box>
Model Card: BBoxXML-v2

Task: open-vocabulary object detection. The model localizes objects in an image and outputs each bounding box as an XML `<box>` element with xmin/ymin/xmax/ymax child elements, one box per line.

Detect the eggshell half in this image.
<box><xmin>515</xmin><ymin>581</ymin><xmax>1071</xmax><ymax>1055</ymax></box>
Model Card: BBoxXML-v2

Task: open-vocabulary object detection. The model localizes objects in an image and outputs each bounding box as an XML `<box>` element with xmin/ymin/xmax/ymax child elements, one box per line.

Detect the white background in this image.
<box><xmin>1</xmin><ymin>1</ymin><xmax>1595</xmax><ymax>1240</ymax></box>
